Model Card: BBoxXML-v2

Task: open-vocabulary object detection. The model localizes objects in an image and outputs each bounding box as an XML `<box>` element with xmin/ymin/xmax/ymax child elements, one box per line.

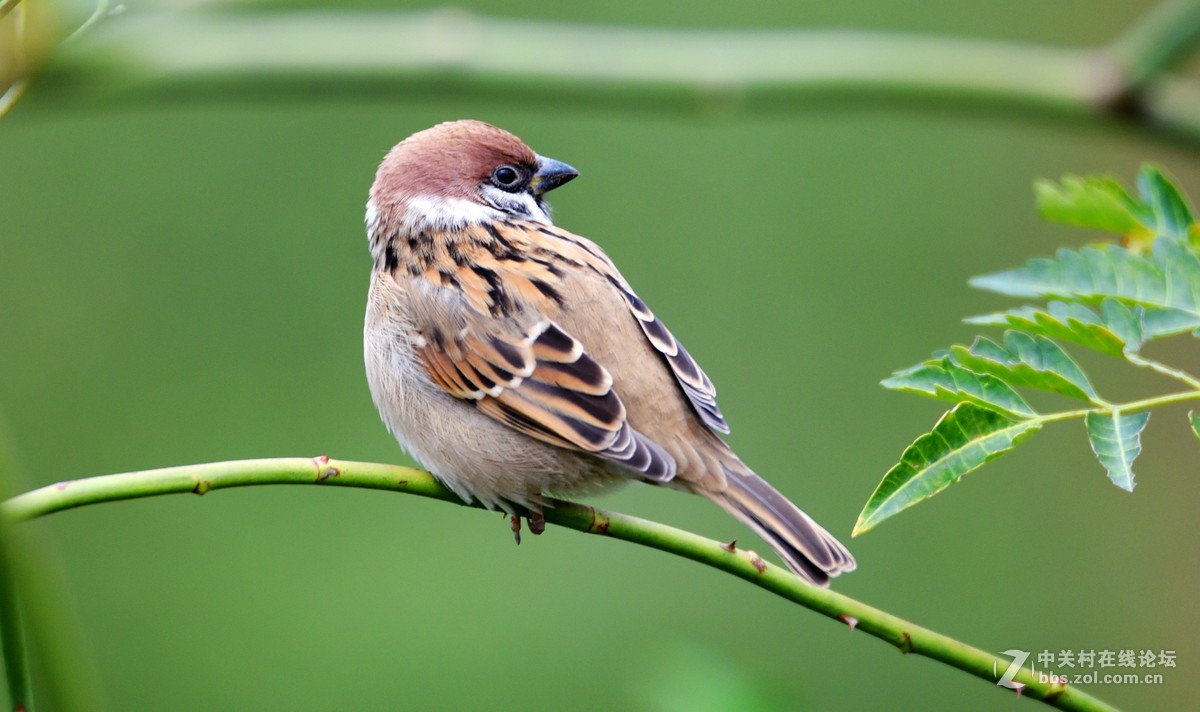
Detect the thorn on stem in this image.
<box><xmin>839</xmin><ymin>614</ymin><xmax>859</xmax><ymax>631</ymax></box>
<box><xmin>899</xmin><ymin>632</ymin><xmax>914</xmax><ymax>654</ymax></box>
<box><xmin>721</xmin><ymin>539</ymin><xmax>737</xmax><ymax>553</ymax></box>
<box><xmin>192</xmin><ymin>479</ymin><xmax>211</xmax><ymax>495</ymax></box>
<box><xmin>748</xmin><ymin>552</ymin><xmax>767</xmax><ymax>574</ymax></box>
<box><xmin>1011</xmin><ymin>681</ymin><xmax>1026</xmax><ymax>699</ymax></box>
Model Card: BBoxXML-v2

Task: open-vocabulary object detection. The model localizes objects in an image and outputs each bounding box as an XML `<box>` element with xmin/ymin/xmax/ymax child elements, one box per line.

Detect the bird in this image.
<box><xmin>363</xmin><ymin>120</ymin><xmax>855</xmax><ymax>585</ymax></box>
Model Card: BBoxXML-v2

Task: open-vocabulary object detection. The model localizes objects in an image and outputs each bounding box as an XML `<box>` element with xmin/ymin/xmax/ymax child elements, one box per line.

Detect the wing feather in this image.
<box><xmin>610</xmin><ymin>282</ymin><xmax>730</xmax><ymax>434</ymax></box>
<box><xmin>403</xmin><ymin>219</ymin><xmax>728</xmax><ymax>482</ymax></box>
<box><xmin>514</xmin><ymin>222</ymin><xmax>730</xmax><ymax>435</ymax></box>
<box><xmin>414</xmin><ymin>314</ymin><xmax>675</xmax><ymax>482</ymax></box>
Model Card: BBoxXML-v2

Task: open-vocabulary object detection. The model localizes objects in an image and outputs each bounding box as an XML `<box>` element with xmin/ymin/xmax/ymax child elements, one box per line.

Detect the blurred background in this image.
<box><xmin>2</xmin><ymin>0</ymin><xmax>1198</xmax><ymax>709</ymax></box>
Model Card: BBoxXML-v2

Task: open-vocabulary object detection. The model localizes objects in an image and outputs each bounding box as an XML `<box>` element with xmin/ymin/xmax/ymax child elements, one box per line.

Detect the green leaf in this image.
<box><xmin>882</xmin><ymin>357</ymin><xmax>1036</xmax><ymax>418</ymax></box>
<box><xmin>1136</xmin><ymin>165</ymin><xmax>1195</xmax><ymax>243</ymax></box>
<box><xmin>1098</xmin><ymin>299</ymin><xmax>1145</xmax><ymax>350</ymax></box>
<box><xmin>949</xmin><ymin>331</ymin><xmax>1097</xmax><ymax>401</ymax></box>
<box><xmin>1189</xmin><ymin>411</ymin><xmax>1200</xmax><ymax>444</ymax></box>
<box><xmin>854</xmin><ymin>403</ymin><xmax>1042</xmax><ymax>535</ymax></box>
<box><xmin>965</xmin><ymin>300</ymin><xmax>1140</xmax><ymax>356</ymax></box>
<box><xmin>969</xmin><ymin>242</ymin><xmax>1200</xmax><ymax>328</ymax></box>
<box><xmin>1140</xmin><ymin>307</ymin><xmax>1200</xmax><ymax>339</ymax></box>
<box><xmin>1033</xmin><ymin>166</ymin><xmax>1195</xmax><ymax>244</ymax></box>
<box><xmin>1034</xmin><ymin>174</ymin><xmax>1148</xmax><ymax>234</ymax></box>
<box><xmin>1084</xmin><ymin>410</ymin><xmax>1151</xmax><ymax>491</ymax></box>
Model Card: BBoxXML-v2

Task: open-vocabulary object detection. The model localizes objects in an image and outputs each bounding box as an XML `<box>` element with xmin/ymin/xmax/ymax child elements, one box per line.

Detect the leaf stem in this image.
<box><xmin>1036</xmin><ymin>388</ymin><xmax>1200</xmax><ymax>424</ymax></box>
<box><xmin>2</xmin><ymin>458</ymin><xmax>1116</xmax><ymax>712</ymax></box>
<box><xmin>1125</xmin><ymin>352</ymin><xmax>1200</xmax><ymax>390</ymax></box>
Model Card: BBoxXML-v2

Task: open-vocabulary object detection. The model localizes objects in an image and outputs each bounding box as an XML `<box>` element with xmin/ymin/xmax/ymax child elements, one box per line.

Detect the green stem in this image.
<box><xmin>0</xmin><ymin>412</ymin><xmax>104</xmax><ymax>712</ymax></box>
<box><xmin>0</xmin><ymin>537</ymin><xmax>31</xmax><ymax>712</ymax></box>
<box><xmin>0</xmin><ymin>80</ymin><xmax>29</xmax><ymax>120</ymax></box>
<box><xmin>1125</xmin><ymin>353</ymin><xmax>1200</xmax><ymax>390</ymax></box>
<box><xmin>0</xmin><ymin>417</ymin><xmax>33</xmax><ymax>712</ymax></box>
<box><xmin>1105</xmin><ymin>0</ymin><xmax>1200</xmax><ymax>90</ymax></box>
<box><xmin>2</xmin><ymin>458</ymin><xmax>1116</xmax><ymax>712</ymax></box>
<box><xmin>18</xmin><ymin>9</ymin><xmax>1197</xmax><ymax>144</ymax></box>
<box><xmin>63</xmin><ymin>0</ymin><xmax>115</xmax><ymax>45</ymax></box>
<box><xmin>1037</xmin><ymin>388</ymin><xmax>1200</xmax><ymax>424</ymax></box>
<box><xmin>0</xmin><ymin>0</ymin><xmax>20</xmax><ymax>23</ymax></box>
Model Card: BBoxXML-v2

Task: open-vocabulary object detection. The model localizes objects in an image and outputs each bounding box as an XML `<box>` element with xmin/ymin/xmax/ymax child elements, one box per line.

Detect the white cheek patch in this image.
<box><xmin>403</xmin><ymin>195</ymin><xmax>501</xmax><ymax>231</ymax></box>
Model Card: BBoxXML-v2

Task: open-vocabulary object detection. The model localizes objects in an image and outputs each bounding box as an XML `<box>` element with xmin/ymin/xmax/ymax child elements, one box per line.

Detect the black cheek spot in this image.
<box><xmin>383</xmin><ymin>245</ymin><xmax>400</xmax><ymax>273</ymax></box>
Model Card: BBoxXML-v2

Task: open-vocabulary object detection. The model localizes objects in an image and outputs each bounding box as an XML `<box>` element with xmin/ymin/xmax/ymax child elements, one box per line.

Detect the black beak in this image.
<box><xmin>531</xmin><ymin>156</ymin><xmax>579</xmax><ymax>196</ymax></box>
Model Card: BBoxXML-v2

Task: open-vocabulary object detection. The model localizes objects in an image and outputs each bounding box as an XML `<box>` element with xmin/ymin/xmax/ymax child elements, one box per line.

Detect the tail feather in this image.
<box><xmin>709</xmin><ymin>466</ymin><xmax>856</xmax><ymax>586</ymax></box>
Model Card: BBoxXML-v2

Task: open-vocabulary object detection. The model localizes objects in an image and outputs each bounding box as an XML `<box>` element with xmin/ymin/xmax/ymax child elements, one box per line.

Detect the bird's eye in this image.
<box><xmin>491</xmin><ymin>165</ymin><xmax>523</xmax><ymax>191</ymax></box>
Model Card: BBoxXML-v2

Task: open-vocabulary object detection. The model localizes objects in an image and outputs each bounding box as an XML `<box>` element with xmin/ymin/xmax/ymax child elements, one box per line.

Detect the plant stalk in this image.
<box><xmin>3</xmin><ymin>457</ymin><xmax>1117</xmax><ymax>712</ymax></box>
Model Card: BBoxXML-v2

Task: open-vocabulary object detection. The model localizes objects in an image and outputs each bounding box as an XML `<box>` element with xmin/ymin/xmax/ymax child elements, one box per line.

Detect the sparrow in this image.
<box><xmin>363</xmin><ymin>120</ymin><xmax>855</xmax><ymax>585</ymax></box>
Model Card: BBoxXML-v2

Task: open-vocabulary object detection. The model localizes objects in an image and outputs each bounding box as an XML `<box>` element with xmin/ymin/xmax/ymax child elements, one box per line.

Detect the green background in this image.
<box><xmin>2</xmin><ymin>0</ymin><xmax>1198</xmax><ymax>709</ymax></box>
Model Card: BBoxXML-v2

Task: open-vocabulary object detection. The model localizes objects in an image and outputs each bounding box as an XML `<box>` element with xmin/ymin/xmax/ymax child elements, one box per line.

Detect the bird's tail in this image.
<box><xmin>706</xmin><ymin>466</ymin><xmax>855</xmax><ymax>586</ymax></box>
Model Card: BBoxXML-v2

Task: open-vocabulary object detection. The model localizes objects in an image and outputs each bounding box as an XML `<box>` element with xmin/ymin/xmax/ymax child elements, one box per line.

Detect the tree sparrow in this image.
<box><xmin>364</xmin><ymin>120</ymin><xmax>855</xmax><ymax>585</ymax></box>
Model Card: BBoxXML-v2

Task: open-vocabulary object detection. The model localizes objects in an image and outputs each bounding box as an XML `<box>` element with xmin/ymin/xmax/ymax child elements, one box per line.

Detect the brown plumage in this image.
<box><xmin>364</xmin><ymin>120</ymin><xmax>854</xmax><ymax>585</ymax></box>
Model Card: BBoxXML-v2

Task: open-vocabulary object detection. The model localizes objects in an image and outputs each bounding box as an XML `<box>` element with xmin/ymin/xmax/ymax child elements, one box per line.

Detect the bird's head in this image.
<box><xmin>368</xmin><ymin>120</ymin><xmax>578</xmax><ymax>236</ymax></box>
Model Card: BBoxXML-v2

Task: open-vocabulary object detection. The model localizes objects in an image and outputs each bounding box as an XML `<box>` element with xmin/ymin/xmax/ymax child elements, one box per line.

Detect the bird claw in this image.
<box><xmin>508</xmin><ymin>512</ymin><xmax>544</xmax><ymax>544</ymax></box>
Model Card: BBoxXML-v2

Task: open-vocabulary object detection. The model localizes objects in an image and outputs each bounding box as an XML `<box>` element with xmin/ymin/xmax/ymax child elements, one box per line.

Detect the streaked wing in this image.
<box><xmin>413</xmin><ymin>312</ymin><xmax>676</xmax><ymax>483</ymax></box>
<box><xmin>506</xmin><ymin>220</ymin><xmax>730</xmax><ymax>434</ymax></box>
<box><xmin>608</xmin><ymin>283</ymin><xmax>729</xmax><ymax>433</ymax></box>
<box><xmin>398</xmin><ymin>217</ymin><xmax>728</xmax><ymax>482</ymax></box>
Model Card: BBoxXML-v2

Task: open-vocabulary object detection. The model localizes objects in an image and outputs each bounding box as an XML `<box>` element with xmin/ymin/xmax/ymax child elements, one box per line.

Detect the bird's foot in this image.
<box><xmin>510</xmin><ymin>514</ymin><xmax>522</xmax><ymax>545</ymax></box>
